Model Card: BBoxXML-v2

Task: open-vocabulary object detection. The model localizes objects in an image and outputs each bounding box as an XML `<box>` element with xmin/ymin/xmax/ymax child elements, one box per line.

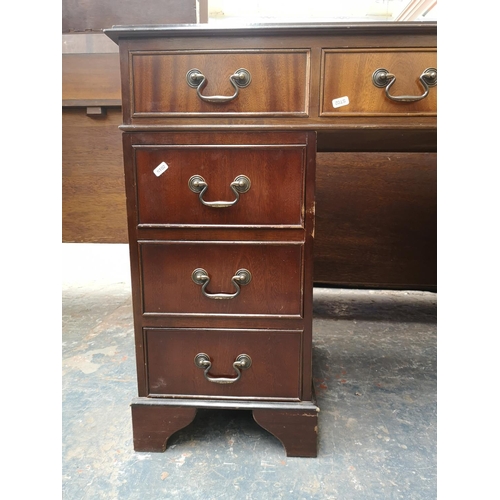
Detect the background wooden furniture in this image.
<box><xmin>62</xmin><ymin>0</ymin><xmax>199</xmax><ymax>243</ymax></box>
<box><xmin>63</xmin><ymin>0</ymin><xmax>198</xmax><ymax>33</ymax></box>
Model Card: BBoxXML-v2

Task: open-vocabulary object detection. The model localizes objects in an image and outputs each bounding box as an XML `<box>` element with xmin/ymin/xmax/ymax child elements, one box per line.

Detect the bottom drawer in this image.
<box><xmin>145</xmin><ymin>328</ymin><xmax>302</xmax><ymax>400</ymax></box>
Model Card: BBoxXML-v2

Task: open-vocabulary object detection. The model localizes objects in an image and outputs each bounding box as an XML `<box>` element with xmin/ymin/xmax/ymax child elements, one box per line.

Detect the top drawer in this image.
<box><xmin>320</xmin><ymin>48</ymin><xmax>437</xmax><ymax>116</ymax></box>
<box><xmin>129</xmin><ymin>50</ymin><xmax>310</xmax><ymax>117</ymax></box>
<box><xmin>125</xmin><ymin>131</ymin><xmax>312</xmax><ymax>228</ymax></box>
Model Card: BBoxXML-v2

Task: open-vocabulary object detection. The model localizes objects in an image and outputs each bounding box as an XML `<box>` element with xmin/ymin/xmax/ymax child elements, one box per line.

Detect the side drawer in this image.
<box><xmin>139</xmin><ymin>241</ymin><xmax>304</xmax><ymax>317</ymax></box>
<box><xmin>320</xmin><ymin>48</ymin><xmax>437</xmax><ymax>116</ymax></box>
<box><xmin>130</xmin><ymin>49</ymin><xmax>310</xmax><ymax>117</ymax></box>
<box><xmin>145</xmin><ymin>328</ymin><xmax>302</xmax><ymax>400</ymax></box>
<box><xmin>133</xmin><ymin>143</ymin><xmax>306</xmax><ymax>227</ymax></box>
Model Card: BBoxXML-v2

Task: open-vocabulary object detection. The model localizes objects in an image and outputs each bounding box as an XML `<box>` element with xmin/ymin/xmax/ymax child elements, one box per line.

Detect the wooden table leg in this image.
<box><xmin>253</xmin><ymin>407</ymin><xmax>319</xmax><ymax>457</ymax></box>
<box><xmin>131</xmin><ymin>403</ymin><xmax>197</xmax><ymax>452</ymax></box>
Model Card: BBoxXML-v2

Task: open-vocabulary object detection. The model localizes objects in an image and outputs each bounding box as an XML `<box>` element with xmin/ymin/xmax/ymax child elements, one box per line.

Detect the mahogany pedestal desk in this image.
<box><xmin>105</xmin><ymin>22</ymin><xmax>437</xmax><ymax>458</ymax></box>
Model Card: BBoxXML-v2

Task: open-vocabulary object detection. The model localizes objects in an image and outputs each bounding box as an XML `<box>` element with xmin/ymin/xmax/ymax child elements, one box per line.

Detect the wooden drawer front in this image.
<box><xmin>321</xmin><ymin>49</ymin><xmax>437</xmax><ymax>116</ymax></box>
<box><xmin>140</xmin><ymin>242</ymin><xmax>303</xmax><ymax>317</ymax></box>
<box><xmin>134</xmin><ymin>144</ymin><xmax>305</xmax><ymax>227</ymax></box>
<box><xmin>145</xmin><ymin>328</ymin><xmax>302</xmax><ymax>399</ymax></box>
<box><xmin>130</xmin><ymin>50</ymin><xmax>309</xmax><ymax>117</ymax></box>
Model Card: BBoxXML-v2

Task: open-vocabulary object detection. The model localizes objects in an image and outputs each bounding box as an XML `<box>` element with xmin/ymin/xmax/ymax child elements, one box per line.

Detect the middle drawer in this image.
<box><xmin>139</xmin><ymin>241</ymin><xmax>304</xmax><ymax>317</ymax></box>
<box><xmin>133</xmin><ymin>143</ymin><xmax>306</xmax><ymax>227</ymax></box>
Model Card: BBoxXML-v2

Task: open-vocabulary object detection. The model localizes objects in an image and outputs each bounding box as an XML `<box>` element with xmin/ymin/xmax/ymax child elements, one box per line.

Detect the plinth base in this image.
<box><xmin>131</xmin><ymin>397</ymin><xmax>319</xmax><ymax>458</ymax></box>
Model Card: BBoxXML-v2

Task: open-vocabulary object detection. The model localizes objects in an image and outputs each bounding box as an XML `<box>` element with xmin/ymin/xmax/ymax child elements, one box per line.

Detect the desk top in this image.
<box><xmin>104</xmin><ymin>21</ymin><xmax>437</xmax><ymax>43</ymax></box>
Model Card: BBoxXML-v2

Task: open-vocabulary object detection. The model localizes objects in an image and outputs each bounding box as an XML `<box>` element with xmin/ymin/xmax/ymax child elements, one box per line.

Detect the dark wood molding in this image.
<box><xmin>104</xmin><ymin>21</ymin><xmax>437</xmax><ymax>44</ymax></box>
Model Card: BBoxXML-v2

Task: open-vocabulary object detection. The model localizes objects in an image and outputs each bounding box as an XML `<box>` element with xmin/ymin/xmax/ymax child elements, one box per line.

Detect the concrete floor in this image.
<box><xmin>62</xmin><ymin>243</ymin><xmax>437</xmax><ymax>499</ymax></box>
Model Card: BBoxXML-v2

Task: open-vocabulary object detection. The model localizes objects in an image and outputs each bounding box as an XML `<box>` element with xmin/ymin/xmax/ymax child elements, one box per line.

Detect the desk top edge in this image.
<box><xmin>103</xmin><ymin>21</ymin><xmax>437</xmax><ymax>44</ymax></box>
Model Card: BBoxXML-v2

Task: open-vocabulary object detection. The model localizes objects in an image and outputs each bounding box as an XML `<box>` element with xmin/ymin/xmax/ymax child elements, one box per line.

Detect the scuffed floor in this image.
<box><xmin>62</xmin><ymin>243</ymin><xmax>437</xmax><ymax>499</ymax></box>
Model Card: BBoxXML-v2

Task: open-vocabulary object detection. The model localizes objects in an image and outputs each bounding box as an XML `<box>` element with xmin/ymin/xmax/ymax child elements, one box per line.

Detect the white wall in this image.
<box><xmin>207</xmin><ymin>0</ymin><xmax>419</xmax><ymax>22</ymax></box>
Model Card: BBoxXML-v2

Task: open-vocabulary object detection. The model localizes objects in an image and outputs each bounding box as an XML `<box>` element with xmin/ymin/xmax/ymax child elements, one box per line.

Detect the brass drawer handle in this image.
<box><xmin>191</xmin><ymin>268</ymin><xmax>251</xmax><ymax>300</ymax></box>
<box><xmin>186</xmin><ymin>68</ymin><xmax>252</xmax><ymax>103</ymax></box>
<box><xmin>188</xmin><ymin>174</ymin><xmax>251</xmax><ymax>208</ymax></box>
<box><xmin>194</xmin><ymin>353</ymin><xmax>252</xmax><ymax>384</ymax></box>
<box><xmin>372</xmin><ymin>67</ymin><xmax>437</xmax><ymax>103</ymax></box>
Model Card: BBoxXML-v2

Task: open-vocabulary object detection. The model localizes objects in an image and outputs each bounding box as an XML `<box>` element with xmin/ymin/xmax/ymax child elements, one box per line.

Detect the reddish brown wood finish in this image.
<box><xmin>314</xmin><ymin>152</ymin><xmax>437</xmax><ymax>289</ymax></box>
<box><xmin>145</xmin><ymin>328</ymin><xmax>302</xmax><ymax>399</ymax></box>
<box><xmin>133</xmin><ymin>144</ymin><xmax>306</xmax><ymax>227</ymax></box>
<box><xmin>130</xmin><ymin>50</ymin><xmax>309</xmax><ymax>117</ymax></box>
<box><xmin>253</xmin><ymin>407</ymin><xmax>318</xmax><ymax>457</ymax></box>
<box><xmin>131</xmin><ymin>403</ymin><xmax>197</xmax><ymax>452</ymax></box>
<box><xmin>321</xmin><ymin>49</ymin><xmax>437</xmax><ymax>116</ymax></box>
<box><xmin>62</xmin><ymin>112</ymin><xmax>437</xmax><ymax>289</ymax></box>
<box><xmin>122</xmin><ymin>131</ymin><xmax>317</xmax><ymax>410</ymax></box>
<box><xmin>111</xmin><ymin>25</ymin><xmax>436</xmax><ymax>128</ymax></box>
<box><xmin>104</xmin><ymin>22</ymin><xmax>437</xmax><ymax>458</ymax></box>
<box><xmin>140</xmin><ymin>241</ymin><xmax>303</xmax><ymax>316</ymax></box>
